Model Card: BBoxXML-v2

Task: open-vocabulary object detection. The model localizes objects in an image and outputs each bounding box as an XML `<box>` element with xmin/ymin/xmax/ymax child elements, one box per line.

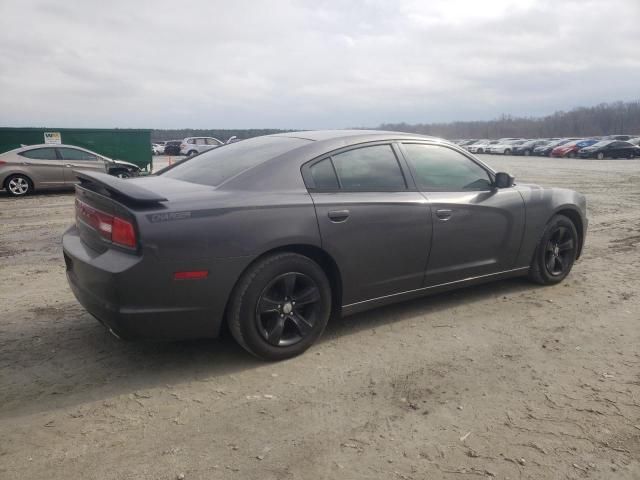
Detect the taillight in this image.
<box><xmin>112</xmin><ymin>217</ymin><xmax>137</xmax><ymax>247</ymax></box>
<box><xmin>0</xmin><ymin>160</ymin><xmax>6</xmax><ymax>165</ymax></box>
<box><xmin>75</xmin><ymin>199</ymin><xmax>137</xmax><ymax>248</ymax></box>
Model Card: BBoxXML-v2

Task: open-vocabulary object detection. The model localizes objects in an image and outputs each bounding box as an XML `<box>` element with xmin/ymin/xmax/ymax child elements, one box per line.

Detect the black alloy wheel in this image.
<box><xmin>227</xmin><ymin>252</ymin><xmax>332</xmax><ymax>360</ymax></box>
<box><xmin>255</xmin><ymin>272</ymin><xmax>321</xmax><ymax>347</ymax></box>
<box><xmin>543</xmin><ymin>226</ymin><xmax>576</xmax><ymax>277</ymax></box>
<box><xmin>529</xmin><ymin>214</ymin><xmax>578</xmax><ymax>285</ymax></box>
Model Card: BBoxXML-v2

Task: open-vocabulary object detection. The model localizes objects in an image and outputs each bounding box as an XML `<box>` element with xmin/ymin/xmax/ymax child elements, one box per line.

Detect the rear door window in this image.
<box><xmin>310</xmin><ymin>158</ymin><xmax>339</xmax><ymax>189</ymax></box>
<box><xmin>20</xmin><ymin>148</ymin><xmax>59</xmax><ymax>160</ymax></box>
<box><xmin>330</xmin><ymin>145</ymin><xmax>406</xmax><ymax>190</ymax></box>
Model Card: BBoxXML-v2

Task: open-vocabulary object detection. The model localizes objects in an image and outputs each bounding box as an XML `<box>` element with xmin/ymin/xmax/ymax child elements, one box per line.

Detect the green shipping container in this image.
<box><xmin>0</xmin><ymin>127</ymin><xmax>152</xmax><ymax>170</ymax></box>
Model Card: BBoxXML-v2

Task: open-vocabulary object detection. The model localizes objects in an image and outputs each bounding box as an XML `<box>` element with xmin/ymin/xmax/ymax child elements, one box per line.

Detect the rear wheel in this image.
<box><xmin>187</xmin><ymin>150</ymin><xmax>198</xmax><ymax>157</ymax></box>
<box><xmin>227</xmin><ymin>252</ymin><xmax>332</xmax><ymax>360</ymax></box>
<box><xmin>504</xmin><ymin>149</ymin><xmax>512</xmax><ymax>155</ymax></box>
<box><xmin>568</xmin><ymin>152</ymin><xmax>576</xmax><ymax>158</ymax></box>
<box><xmin>524</xmin><ymin>149</ymin><xmax>531</xmax><ymax>156</ymax></box>
<box><xmin>597</xmin><ymin>152</ymin><xmax>605</xmax><ymax>159</ymax></box>
<box><xmin>528</xmin><ymin>215</ymin><xmax>578</xmax><ymax>285</ymax></box>
<box><xmin>5</xmin><ymin>174</ymin><xmax>33</xmax><ymax>196</ymax></box>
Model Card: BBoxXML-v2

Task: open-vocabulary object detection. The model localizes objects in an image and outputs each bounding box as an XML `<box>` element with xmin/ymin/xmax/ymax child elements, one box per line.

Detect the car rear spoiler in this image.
<box><xmin>75</xmin><ymin>171</ymin><xmax>167</xmax><ymax>204</ymax></box>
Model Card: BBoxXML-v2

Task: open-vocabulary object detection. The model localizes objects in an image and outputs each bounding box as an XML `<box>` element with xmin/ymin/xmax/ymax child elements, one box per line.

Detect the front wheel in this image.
<box><xmin>528</xmin><ymin>215</ymin><xmax>578</xmax><ymax>285</ymax></box>
<box><xmin>110</xmin><ymin>169</ymin><xmax>131</xmax><ymax>178</ymax></box>
<box><xmin>227</xmin><ymin>253</ymin><xmax>332</xmax><ymax>360</ymax></box>
<box><xmin>504</xmin><ymin>149</ymin><xmax>511</xmax><ymax>155</ymax></box>
<box><xmin>597</xmin><ymin>152</ymin><xmax>605</xmax><ymax>160</ymax></box>
<box><xmin>524</xmin><ymin>149</ymin><xmax>531</xmax><ymax>156</ymax></box>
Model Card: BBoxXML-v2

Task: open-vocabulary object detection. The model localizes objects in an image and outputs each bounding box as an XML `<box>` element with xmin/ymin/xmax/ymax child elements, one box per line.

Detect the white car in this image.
<box><xmin>488</xmin><ymin>140</ymin><xmax>526</xmax><ymax>155</ymax></box>
<box><xmin>468</xmin><ymin>140</ymin><xmax>498</xmax><ymax>154</ymax></box>
<box><xmin>180</xmin><ymin>137</ymin><xmax>224</xmax><ymax>156</ymax></box>
<box><xmin>152</xmin><ymin>142</ymin><xmax>165</xmax><ymax>155</ymax></box>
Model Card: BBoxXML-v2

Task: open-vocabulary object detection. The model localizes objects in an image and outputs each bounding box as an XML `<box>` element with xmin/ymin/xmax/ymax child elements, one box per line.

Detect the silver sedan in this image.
<box><xmin>0</xmin><ymin>144</ymin><xmax>141</xmax><ymax>196</ymax></box>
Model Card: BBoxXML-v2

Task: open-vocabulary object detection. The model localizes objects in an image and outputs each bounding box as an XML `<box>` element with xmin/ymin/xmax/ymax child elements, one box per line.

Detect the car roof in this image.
<box><xmin>0</xmin><ymin>144</ymin><xmax>113</xmax><ymax>160</ymax></box>
<box><xmin>271</xmin><ymin>129</ymin><xmax>439</xmax><ymax>142</ymax></box>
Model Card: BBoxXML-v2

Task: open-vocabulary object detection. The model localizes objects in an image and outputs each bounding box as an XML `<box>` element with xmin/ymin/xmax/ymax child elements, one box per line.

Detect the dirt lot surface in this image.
<box><xmin>1</xmin><ymin>155</ymin><xmax>639</xmax><ymax>479</ymax></box>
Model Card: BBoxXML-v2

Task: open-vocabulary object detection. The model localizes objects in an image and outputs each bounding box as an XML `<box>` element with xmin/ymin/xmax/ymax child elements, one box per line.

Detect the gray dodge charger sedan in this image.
<box><xmin>63</xmin><ymin>130</ymin><xmax>587</xmax><ymax>360</ymax></box>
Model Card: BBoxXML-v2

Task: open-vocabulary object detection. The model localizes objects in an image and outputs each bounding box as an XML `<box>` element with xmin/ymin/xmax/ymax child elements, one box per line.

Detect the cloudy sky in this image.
<box><xmin>1</xmin><ymin>0</ymin><xmax>639</xmax><ymax>129</ymax></box>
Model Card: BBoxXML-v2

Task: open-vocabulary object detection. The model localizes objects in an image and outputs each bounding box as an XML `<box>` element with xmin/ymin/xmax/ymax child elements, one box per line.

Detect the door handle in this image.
<box><xmin>328</xmin><ymin>209</ymin><xmax>350</xmax><ymax>222</ymax></box>
<box><xmin>435</xmin><ymin>209</ymin><xmax>453</xmax><ymax>221</ymax></box>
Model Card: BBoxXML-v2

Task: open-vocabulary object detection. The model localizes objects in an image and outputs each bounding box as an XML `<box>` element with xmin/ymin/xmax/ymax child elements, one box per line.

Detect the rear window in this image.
<box><xmin>161</xmin><ymin>136</ymin><xmax>309</xmax><ymax>187</ymax></box>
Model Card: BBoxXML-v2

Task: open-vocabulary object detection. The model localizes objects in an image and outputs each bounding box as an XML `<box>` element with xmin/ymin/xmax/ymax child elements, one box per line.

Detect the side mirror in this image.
<box><xmin>494</xmin><ymin>172</ymin><xmax>515</xmax><ymax>188</ymax></box>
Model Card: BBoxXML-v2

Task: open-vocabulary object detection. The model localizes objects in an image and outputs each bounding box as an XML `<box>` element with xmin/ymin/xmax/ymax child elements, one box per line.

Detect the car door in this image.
<box><xmin>18</xmin><ymin>147</ymin><xmax>65</xmax><ymax>186</ymax></box>
<box><xmin>58</xmin><ymin>147</ymin><xmax>107</xmax><ymax>183</ymax></box>
<box><xmin>193</xmin><ymin>138</ymin><xmax>207</xmax><ymax>153</ymax></box>
<box><xmin>303</xmin><ymin>143</ymin><xmax>433</xmax><ymax>306</ymax></box>
<box><xmin>400</xmin><ymin>142</ymin><xmax>525</xmax><ymax>286</ymax></box>
<box><xmin>614</xmin><ymin>141</ymin><xmax>633</xmax><ymax>158</ymax></box>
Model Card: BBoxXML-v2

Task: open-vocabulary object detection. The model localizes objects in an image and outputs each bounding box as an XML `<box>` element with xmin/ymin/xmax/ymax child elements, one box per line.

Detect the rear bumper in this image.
<box><xmin>62</xmin><ymin>225</ymin><xmax>246</xmax><ymax>340</ymax></box>
<box><xmin>65</xmin><ymin>264</ymin><xmax>210</xmax><ymax>340</ymax></box>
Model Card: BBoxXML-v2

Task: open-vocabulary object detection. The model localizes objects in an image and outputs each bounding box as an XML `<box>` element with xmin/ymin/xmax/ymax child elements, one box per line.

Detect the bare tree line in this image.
<box><xmin>151</xmin><ymin>101</ymin><xmax>640</xmax><ymax>141</ymax></box>
<box><xmin>378</xmin><ymin>100</ymin><xmax>640</xmax><ymax>139</ymax></box>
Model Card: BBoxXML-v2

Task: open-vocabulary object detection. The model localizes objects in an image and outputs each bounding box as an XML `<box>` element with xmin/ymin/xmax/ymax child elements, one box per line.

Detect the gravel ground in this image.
<box><xmin>1</xmin><ymin>155</ymin><xmax>639</xmax><ymax>479</ymax></box>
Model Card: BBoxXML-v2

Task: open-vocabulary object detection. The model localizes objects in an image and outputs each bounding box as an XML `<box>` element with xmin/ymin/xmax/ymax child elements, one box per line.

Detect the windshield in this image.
<box><xmin>161</xmin><ymin>136</ymin><xmax>310</xmax><ymax>186</ymax></box>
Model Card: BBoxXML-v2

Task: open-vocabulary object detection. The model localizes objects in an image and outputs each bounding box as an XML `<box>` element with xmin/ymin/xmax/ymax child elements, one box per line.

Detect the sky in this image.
<box><xmin>1</xmin><ymin>0</ymin><xmax>639</xmax><ymax>129</ymax></box>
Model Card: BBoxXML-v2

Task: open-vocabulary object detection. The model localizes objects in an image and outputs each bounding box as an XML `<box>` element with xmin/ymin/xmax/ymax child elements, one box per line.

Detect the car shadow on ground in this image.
<box><xmin>0</xmin><ymin>276</ymin><xmax>539</xmax><ymax>418</ymax></box>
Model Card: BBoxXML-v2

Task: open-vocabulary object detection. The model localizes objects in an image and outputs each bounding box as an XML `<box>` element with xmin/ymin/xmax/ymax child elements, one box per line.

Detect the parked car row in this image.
<box><xmin>454</xmin><ymin>135</ymin><xmax>640</xmax><ymax>159</ymax></box>
<box><xmin>152</xmin><ymin>136</ymin><xmax>241</xmax><ymax>157</ymax></box>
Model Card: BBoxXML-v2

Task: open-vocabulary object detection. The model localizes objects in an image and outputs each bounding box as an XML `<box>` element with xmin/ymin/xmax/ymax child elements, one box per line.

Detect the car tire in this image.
<box><xmin>187</xmin><ymin>150</ymin><xmax>198</xmax><ymax>157</ymax></box>
<box><xmin>5</xmin><ymin>174</ymin><xmax>33</xmax><ymax>197</ymax></box>
<box><xmin>504</xmin><ymin>149</ymin><xmax>511</xmax><ymax>155</ymax></box>
<box><xmin>227</xmin><ymin>252</ymin><xmax>332</xmax><ymax>361</ymax></box>
<box><xmin>524</xmin><ymin>149</ymin><xmax>531</xmax><ymax>156</ymax></box>
<box><xmin>110</xmin><ymin>169</ymin><xmax>131</xmax><ymax>178</ymax></box>
<box><xmin>528</xmin><ymin>214</ymin><xmax>578</xmax><ymax>286</ymax></box>
<box><xmin>597</xmin><ymin>152</ymin><xmax>605</xmax><ymax>160</ymax></box>
<box><xmin>568</xmin><ymin>152</ymin><xmax>576</xmax><ymax>158</ymax></box>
